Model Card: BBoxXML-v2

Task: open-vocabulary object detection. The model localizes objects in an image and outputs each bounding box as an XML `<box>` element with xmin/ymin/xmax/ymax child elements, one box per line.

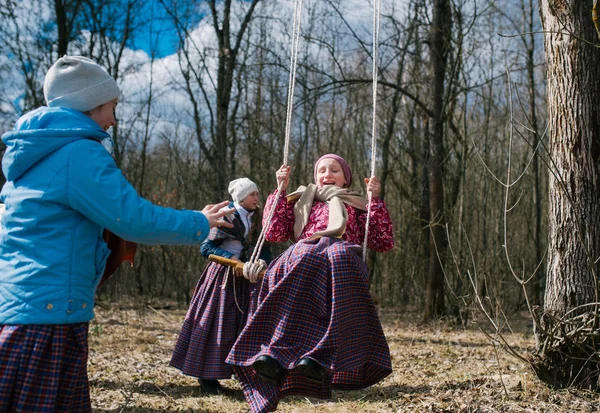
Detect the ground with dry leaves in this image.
<box><xmin>89</xmin><ymin>302</ymin><xmax>599</xmax><ymax>413</ymax></box>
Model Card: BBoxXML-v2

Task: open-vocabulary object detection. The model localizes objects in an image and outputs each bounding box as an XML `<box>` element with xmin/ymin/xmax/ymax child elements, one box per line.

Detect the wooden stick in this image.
<box><xmin>208</xmin><ymin>254</ymin><xmax>266</xmax><ymax>277</ymax></box>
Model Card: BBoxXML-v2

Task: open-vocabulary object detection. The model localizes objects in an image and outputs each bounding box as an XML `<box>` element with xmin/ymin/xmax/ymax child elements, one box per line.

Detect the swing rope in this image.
<box><xmin>362</xmin><ymin>0</ymin><xmax>382</xmax><ymax>261</ymax></box>
<box><xmin>249</xmin><ymin>0</ymin><xmax>304</xmax><ymax>266</ymax></box>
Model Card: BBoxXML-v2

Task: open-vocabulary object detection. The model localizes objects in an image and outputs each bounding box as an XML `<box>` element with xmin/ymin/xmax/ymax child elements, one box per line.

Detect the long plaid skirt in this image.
<box><xmin>170</xmin><ymin>261</ymin><xmax>257</xmax><ymax>379</ymax></box>
<box><xmin>226</xmin><ymin>237</ymin><xmax>392</xmax><ymax>413</ymax></box>
<box><xmin>0</xmin><ymin>323</ymin><xmax>91</xmax><ymax>413</ymax></box>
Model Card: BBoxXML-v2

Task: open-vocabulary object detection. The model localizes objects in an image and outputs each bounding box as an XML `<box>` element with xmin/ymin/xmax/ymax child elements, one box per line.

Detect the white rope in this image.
<box><xmin>362</xmin><ymin>0</ymin><xmax>382</xmax><ymax>262</ymax></box>
<box><xmin>282</xmin><ymin>0</ymin><xmax>304</xmax><ymax>166</ymax></box>
<box><xmin>243</xmin><ymin>259</ymin><xmax>267</xmax><ymax>283</ymax></box>
<box><xmin>249</xmin><ymin>182</ymin><xmax>283</xmax><ymax>263</ymax></box>
<box><xmin>250</xmin><ymin>0</ymin><xmax>304</xmax><ymax>264</ymax></box>
<box><xmin>230</xmin><ymin>267</ymin><xmax>245</xmax><ymax>314</ymax></box>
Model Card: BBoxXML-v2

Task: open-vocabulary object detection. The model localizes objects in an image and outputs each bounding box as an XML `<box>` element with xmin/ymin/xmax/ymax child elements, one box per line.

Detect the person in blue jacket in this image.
<box><xmin>0</xmin><ymin>55</ymin><xmax>232</xmax><ymax>413</ymax></box>
<box><xmin>171</xmin><ymin>177</ymin><xmax>271</xmax><ymax>395</ymax></box>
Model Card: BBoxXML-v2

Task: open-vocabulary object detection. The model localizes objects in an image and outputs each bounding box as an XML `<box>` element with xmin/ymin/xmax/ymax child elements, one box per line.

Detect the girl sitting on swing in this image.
<box><xmin>226</xmin><ymin>153</ymin><xmax>394</xmax><ymax>413</ymax></box>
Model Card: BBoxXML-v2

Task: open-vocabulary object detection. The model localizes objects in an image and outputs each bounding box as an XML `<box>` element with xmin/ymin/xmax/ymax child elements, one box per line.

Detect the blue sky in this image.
<box><xmin>130</xmin><ymin>0</ymin><xmax>202</xmax><ymax>58</ymax></box>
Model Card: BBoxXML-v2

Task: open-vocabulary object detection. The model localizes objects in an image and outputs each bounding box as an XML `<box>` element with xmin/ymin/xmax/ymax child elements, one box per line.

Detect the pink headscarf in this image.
<box><xmin>313</xmin><ymin>154</ymin><xmax>353</xmax><ymax>188</ymax></box>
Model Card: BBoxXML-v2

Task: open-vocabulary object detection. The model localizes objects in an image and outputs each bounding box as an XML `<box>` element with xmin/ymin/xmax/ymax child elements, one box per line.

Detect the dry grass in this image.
<box><xmin>89</xmin><ymin>303</ymin><xmax>600</xmax><ymax>413</ymax></box>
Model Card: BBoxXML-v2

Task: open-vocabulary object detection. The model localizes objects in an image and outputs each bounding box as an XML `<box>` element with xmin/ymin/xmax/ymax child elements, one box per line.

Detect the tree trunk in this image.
<box><xmin>524</xmin><ymin>0</ymin><xmax>545</xmax><ymax>307</ymax></box>
<box><xmin>209</xmin><ymin>0</ymin><xmax>261</xmax><ymax>196</ymax></box>
<box><xmin>424</xmin><ymin>0</ymin><xmax>452</xmax><ymax>321</ymax></box>
<box><xmin>533</xmin><ymin>0</ymin><xmax>600</xmax><ymax>390</ymax></box>
<box><xmin>54</xmin><ymin>0</ymin><xmax>68</xmax><ymax>57</ymax></box>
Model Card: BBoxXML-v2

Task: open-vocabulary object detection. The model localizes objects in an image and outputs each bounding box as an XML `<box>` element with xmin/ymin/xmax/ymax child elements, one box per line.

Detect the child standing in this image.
<box><xmin>0</xmin><ymin>56</ymin><xmax>232</xmax><ymax>413</ymax></box>
<box><xmin>171</xmin><ymin>178</ymin><xmax>271</xmax><ymax>395</ymax></box>
<box><xmin>226</xmin><ymin>154</ymin><xmax>394</xmax><ymax>413</ymax></box>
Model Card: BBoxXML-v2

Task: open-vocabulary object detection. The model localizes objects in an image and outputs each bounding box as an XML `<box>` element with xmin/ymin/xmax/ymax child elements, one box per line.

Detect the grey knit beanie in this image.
<box><xmin>43</xmin><ymin>56</ymin><xmax>121</xmax><ymax>112</ymax></box>
<box><xmin>228</xmin><ymin>178</ymin><xmax>259</xmax><ymax>203</ymax></box>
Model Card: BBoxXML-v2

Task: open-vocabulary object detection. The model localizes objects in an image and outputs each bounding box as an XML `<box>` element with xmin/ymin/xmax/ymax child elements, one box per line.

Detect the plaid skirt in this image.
<box><xmin>0</xmin><ymin>323</ymin><xmax>91</xmax><ymax>413</ymax></box>
<box><xmin>170</xmin><ymin>261</ymin><xmax>258</xmax><ymax>379</ymax></box>
<box><xmin>226</xmin><ymin>237</ymin><xmax>392</xmax><ymax>413</ymax></box>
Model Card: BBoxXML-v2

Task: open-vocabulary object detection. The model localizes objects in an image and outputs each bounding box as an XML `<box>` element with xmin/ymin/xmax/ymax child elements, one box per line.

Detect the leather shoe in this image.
<box><xmin>294</xmin><ymin>358</ymin><xmax>326</xmax><ymax>384</ymax></box>
<box><xmin>252</xmin><ymin>355</ymin><xmax>285</xmax><ymax>385</ymax></box>
<box><xmin>198</xmin><ymin>379</ymin><xmax>223</xmax><ymax>395</ymax></box>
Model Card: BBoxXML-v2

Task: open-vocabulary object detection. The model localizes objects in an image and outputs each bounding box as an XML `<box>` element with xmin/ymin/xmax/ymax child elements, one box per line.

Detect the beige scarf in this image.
<box><xmin>287</xmin><ymin>184</ymin><xmax>367</xmax><ymax>242</ymax></box>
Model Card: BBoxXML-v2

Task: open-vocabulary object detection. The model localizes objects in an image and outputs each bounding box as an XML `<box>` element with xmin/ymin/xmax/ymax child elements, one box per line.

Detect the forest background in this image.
<box><xmin>0</xmin><ymin>0</ymin><xmax>549</xmax><ymax>322</ymax></box>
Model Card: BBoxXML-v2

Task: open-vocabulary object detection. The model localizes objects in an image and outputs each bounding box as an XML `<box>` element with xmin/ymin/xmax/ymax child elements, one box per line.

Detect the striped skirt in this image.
<box><xmin>0</xmin><ymin>323</ymin><xmax>91</xmax><ymax>413</ymax></box>
<box><xmin>226</xmin><ymin>237</ymin><xmax>392</xmax><ymax>413</ymax></box>
<box><xmin>170</xmin><ymin>261</ymin><xmax>257</xmax><ymax>379</ymax></box>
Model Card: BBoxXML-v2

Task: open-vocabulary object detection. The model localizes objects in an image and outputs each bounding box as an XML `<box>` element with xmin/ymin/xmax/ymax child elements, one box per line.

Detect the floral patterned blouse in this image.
<box><xmin>263</xmin><ymin>190</ymin><xmax>395</xmax><ymax>252</ymax></box>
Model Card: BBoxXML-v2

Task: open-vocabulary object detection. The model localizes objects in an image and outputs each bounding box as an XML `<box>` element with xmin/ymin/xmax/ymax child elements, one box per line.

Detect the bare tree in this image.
<box><xmin>161</xmin><ymin>0</ymin><xmax>261</xmax><ymax>197</ymax></box>
<box><xmin>424</xmin><ymin>0</ymin><xmax>452</xmax><ymax>320</ymax></box>
<box><xmin>54</xmin><ymin>0</ymin><xmax>83</xmax><ymax>56</ymax></box>
<box><xmin>532</xmin><ymin>0</ymin><xmax>600</xmax><ymax>390</ymax></box>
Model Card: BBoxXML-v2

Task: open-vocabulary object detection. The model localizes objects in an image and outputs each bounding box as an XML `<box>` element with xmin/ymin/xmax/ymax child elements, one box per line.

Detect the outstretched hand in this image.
<box><xmin>201</xmin><ymin>201</ymin><xmax>234</xmax><ymax>228</ymax></box>
<box><xmin>364</xmin><ymin>176</ymin><xmax>381</xmax><ymax>198</ymax></box>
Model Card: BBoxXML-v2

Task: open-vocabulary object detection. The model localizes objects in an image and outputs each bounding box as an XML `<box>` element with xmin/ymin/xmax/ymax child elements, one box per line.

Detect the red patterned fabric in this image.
<box><xmin>0</xmin><ymin>323</ymin><xmax>91</xmax><ymax>413</ymax></box>
<box><xmin>226</xmin><ymin>238</ymin><xmax>392</xmax><ymax>413</ymax></box>
<box><xmin>263</xmin><ymin>190</ymin><xmax>394</xmax><ymax>251</ymax></box>
<box><xmin>99</xmin><ymin>229</ymin><xmax>137</xmax><ymax>285</ymax></box>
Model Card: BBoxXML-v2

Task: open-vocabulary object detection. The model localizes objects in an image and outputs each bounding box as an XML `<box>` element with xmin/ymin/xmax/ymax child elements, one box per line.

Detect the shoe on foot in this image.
<box><xmin>199</xmin><ymin>379</ymin><xmax>223</xmax><ymax>395</ymax></box>
<box><xmin>252</xmin><ymin>355</ymin><xmax>285</xmax><ymax>385</ymax></box>
<box><xmin>294</xmin><ymin>358</ymin><xmax>326</xmax><ymax>384</ymax></box>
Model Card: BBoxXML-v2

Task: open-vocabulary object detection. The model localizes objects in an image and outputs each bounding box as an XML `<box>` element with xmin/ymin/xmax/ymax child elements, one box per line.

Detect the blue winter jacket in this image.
<box><xmin>0</xmin><ymin>107</ymin><xmax>210</xmax><ymax>325</ymax></box>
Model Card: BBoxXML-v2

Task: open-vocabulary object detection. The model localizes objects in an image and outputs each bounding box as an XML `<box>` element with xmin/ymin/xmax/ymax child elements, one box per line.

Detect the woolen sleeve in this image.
<box><xmin>200</xmin><ymin>238</ymin><xmax>233</xmax><ymax>259</ymax></box>
<box><xmin>263</xmin><ymin>190</ymin><xmax>295</xmax><ymax>243</ymax></box>
<box><xmin>364</xmin><ymin>197</ymin><xmax>395</xmax><ymax>252</ymax></box>
<box><xmin>66</xmin><ymin>140</ymin><xmax>210</xmax><ymax>245</ymax></box>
